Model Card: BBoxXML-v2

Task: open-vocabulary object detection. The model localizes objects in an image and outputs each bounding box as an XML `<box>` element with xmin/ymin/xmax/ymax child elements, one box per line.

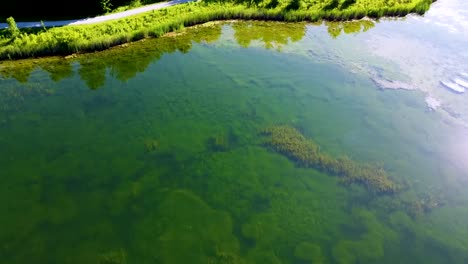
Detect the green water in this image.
<box><xmin>2</xmin><ymin>2</ymin><xmax>468</xmax><ymax>263</ymax></box>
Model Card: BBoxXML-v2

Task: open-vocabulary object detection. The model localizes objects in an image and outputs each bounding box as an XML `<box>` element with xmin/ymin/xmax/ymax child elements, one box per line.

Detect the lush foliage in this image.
<box><xmin>0</xmin><ymin>0</ymin><xmax>433</xmax><ymax>60</ymax></box>
<box><xmin>6</xmin><ymin>17</ymin><xmax>20</xmax><ymax>38</ymax></box>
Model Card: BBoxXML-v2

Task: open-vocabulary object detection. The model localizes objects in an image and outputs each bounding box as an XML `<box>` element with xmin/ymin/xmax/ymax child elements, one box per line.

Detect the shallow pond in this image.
<box><xmin>1</xmin><ymin>0</ymin><xmax>468</xmax><ymax>263</ymax></box>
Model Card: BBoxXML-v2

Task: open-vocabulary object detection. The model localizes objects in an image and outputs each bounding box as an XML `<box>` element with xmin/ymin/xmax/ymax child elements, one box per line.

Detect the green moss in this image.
<box><xmin>260</xmin><ymin>125</ymin><xmax>398</xmax><ymax>194</ymax></box>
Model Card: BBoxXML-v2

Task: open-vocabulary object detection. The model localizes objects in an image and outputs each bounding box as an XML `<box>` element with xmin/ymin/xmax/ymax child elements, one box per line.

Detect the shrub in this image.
<box><xmin>101</xmin><ymin>0</ymin><xmax>113</xmax><ymax>13</ymax></box>
<box><xmin>6</xmin><ymin>17</ymin><xmax>20</xmax><ymax>38</ymax></box>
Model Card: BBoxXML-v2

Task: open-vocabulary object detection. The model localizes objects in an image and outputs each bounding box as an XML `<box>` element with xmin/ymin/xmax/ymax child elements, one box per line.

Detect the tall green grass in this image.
<box><xmin>0</xmin><ymin>0</ymin><xmax>434</xmax><ymax>60</ymax></box>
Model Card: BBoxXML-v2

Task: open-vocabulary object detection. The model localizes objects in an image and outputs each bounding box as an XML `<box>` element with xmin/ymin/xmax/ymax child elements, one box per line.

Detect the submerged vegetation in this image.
<box><xmin>260</xmin><ymin>125</ymin><xmax>398</xmax><ymax>193</ymax></box>
<box><xmin>98</xmin><ymin>249</ymin><xmax>127</xmax><ymax>264</ymax></box>
<box><xmin>0</xmin><ymin>81</ymin><xmax>54</xmax><ymax>119</ymax></box>
<box><xmin>2</xmin><ymin>18</ymin><xmax>468</xmax><ymax>263</ymax></box>
<box><xmin>0</xmin><ymin>0</ymin><xmax>433</xmax><ymax>60</ymax></box>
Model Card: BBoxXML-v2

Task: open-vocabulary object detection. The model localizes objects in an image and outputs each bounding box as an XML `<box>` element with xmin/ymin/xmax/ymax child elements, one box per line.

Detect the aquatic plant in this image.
<box><xmin>132</xmin><ymin>189</ymin><xmax>242</xmax><ymax>264</ymax></box>
<box><xmin>294</xmin><ymin>242</ymin><xmax>325</xmax><ymax>263</ymax></box>
<box><xmin>207</xmin><ymin>134</ymin><xmax>230</xmax><ymax>152</ymax></box>
<box><xmin>260</xmin><ymin>125</ymin><xmax>398</xmax><ymax>193</ymax></box>
<box><xmin>332</xmin><ymin>208</ymin><xmax>398</xmax><ymax>263</ymax></box>
<box><xmin>98</xmin><ymin>249</ymin><xmax>127</xmax><ymax>264</ymax></box>
<box><xmin>403</xmin><ymin>193</ymin><xmax>445</xmax><ymax>219</ymax></box>
<box><xmin>144</xmin><ymin>138</ymin><xmax>160</xmax><ymax>152</ymax></box>
<box><xmin>208</xmin><ymin>250</ymin><xmax>246</xmax><ymax>264</ymax></box>
<box><xmin>0</xmin><ymin>82</ymin><xmax>54</xmax><ymax>116</ymax></box>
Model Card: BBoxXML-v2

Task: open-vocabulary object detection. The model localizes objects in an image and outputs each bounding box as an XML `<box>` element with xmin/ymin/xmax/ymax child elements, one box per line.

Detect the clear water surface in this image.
<box><xmin>1</xmin><ymin>0</ymin><xmax>468</xmax><ymax>263</ymax></box>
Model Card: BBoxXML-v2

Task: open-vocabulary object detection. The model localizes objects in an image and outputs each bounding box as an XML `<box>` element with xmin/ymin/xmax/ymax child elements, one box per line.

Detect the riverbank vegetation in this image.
<box><xmin>0</xmin><ymin>0</ymin><xmax>433</xmax><ymax>60</ymax></box>
<box><xmin>0</xmin><ymin>20</ymin><xmax>377</xmax><ymax>86</ymax></box>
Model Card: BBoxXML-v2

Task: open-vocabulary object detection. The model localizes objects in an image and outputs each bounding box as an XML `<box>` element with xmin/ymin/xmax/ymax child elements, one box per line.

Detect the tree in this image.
<box><xmin>101</xmin><ymin>0</ymin><xmax>113</xmax><ymax>13</ymax></box>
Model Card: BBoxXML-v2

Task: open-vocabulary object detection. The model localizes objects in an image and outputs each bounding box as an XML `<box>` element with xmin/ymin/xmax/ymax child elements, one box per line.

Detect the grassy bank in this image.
<box><xmin>0</xmin><ymin>0</ymin><xmax>433</xmax><ymax>60</ymax></box>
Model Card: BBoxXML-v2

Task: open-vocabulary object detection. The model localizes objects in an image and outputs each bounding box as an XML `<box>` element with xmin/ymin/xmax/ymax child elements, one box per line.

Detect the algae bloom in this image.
<box><xmin>261</xmin><ymin>125</ymin><xmax>398</xmax><ymax>194</ymax></box>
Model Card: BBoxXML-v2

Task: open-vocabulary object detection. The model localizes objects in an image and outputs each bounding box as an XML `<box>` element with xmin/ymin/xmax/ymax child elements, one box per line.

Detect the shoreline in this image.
<box><xmin>0</xmin><ymin>0</ymin><xmax>433</xmax><ymax>61</ymax></box>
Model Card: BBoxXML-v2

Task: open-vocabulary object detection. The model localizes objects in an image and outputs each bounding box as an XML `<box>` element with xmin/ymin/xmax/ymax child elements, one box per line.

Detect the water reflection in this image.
<box><xmin>77</xmin><ymin>24</ymin><xmax>222</xmax><ymax>89</ymax></box>
<box><xmin>233</xmin><ymin>21</ymin><xmax>306</xmax><ymax>49</ymax></box>
<box><xmin>325</xmin><ymin>20</ymin><xmax>375</xmax><ymax>38</ymax></box>
<box><xmin>0</xmin><ymin>24</ymin><xmax>223</xmax><ymax>89</ymax></box>
<box><xmin>0</xmin><ymin>61</ymin><xmax>37</xmax><ymax>83</ymax></box>
<box><xmin>0</xmin><ymin>20</ymin><xmax>377</xmax><ymax>88</ymax></box>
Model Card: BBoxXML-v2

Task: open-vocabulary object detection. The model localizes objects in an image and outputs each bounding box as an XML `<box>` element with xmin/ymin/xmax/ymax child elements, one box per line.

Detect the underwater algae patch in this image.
<box><xmin>132</xmin><ymin>189</ymin><xmax>246</xmax><ymax>264</ymax></box>
<box><xmin>293</xmin><ymin>242</ymin><xmax>324</xmax><ymax>263</ymax></box>
<box><xmin>332</xmin><ymin>208</ymin><xmax>398</xmax><ymax>264</ymax></box>
<box><xmin>260</xmin><ymin>125</ymin><xmax>398</xmax><ymax>194</ymax></box>
<box><xmin>0</xmin><ymin>81</ymin><xmax>55</xmax><ymax>120</ymax></box>
<box><xmin>98</xmin><ymin>249</ymin><xmax>127</xmax><ymax>264</ymax></box>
